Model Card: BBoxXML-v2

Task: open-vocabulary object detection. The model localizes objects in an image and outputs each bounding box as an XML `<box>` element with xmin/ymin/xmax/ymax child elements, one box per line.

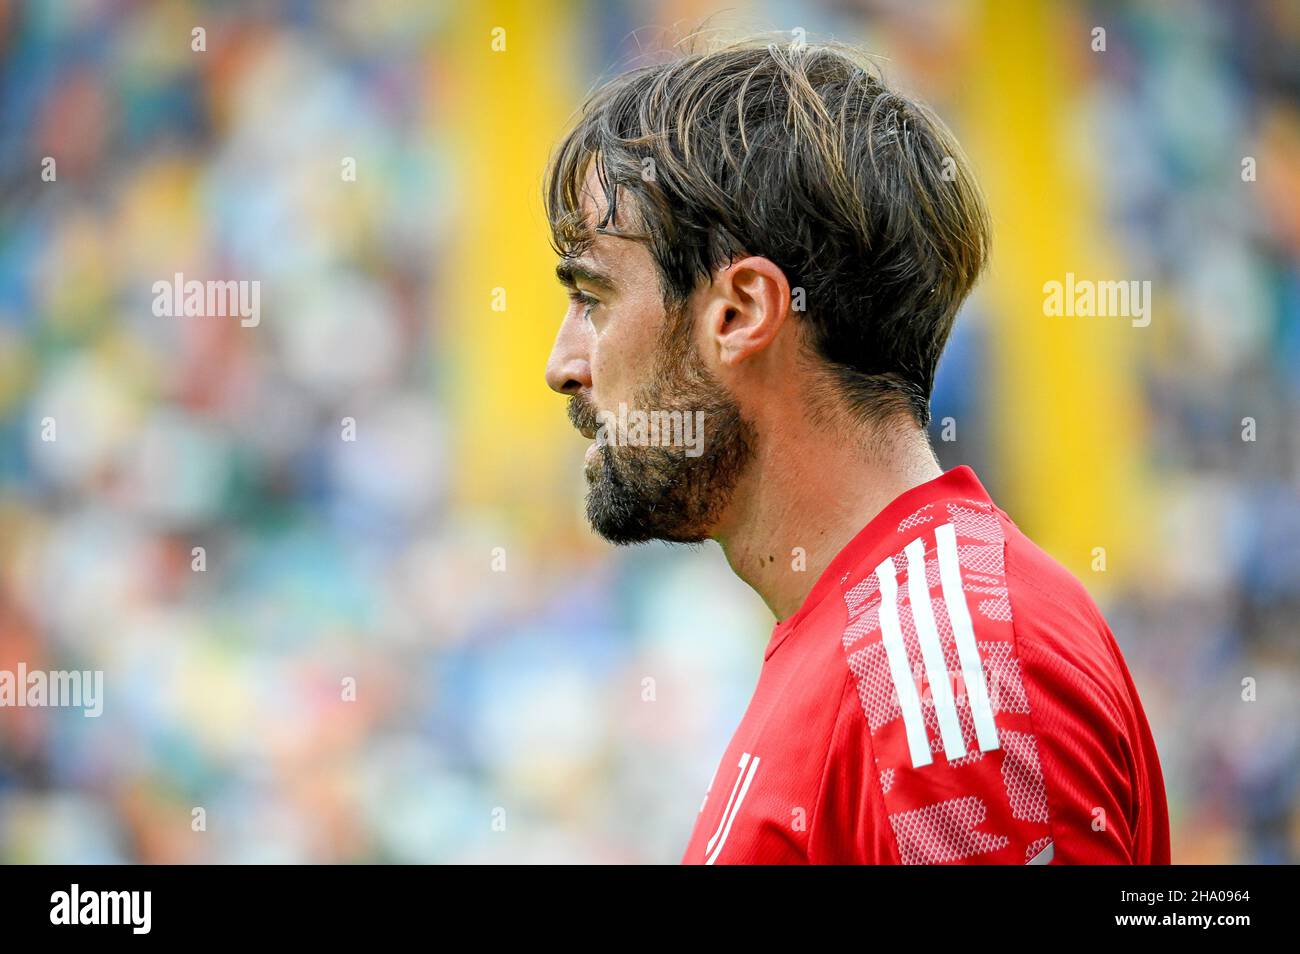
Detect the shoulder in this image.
<box><xmin>814</xmin><ymin>490</ymin><xmax>1146</xmax><ymax>863</ymax></box>
<box><xmin>813</xmin><ymin>496</ymin><xmax>1051</xmax><ymax>862</ymax></box>
<box><xmin>994</xmin><ymin>510</ymin><xmax>1135</xmax><ymax>728</ymax></box>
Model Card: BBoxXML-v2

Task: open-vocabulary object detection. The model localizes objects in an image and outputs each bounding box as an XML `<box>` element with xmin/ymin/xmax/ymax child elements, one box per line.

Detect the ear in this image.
<box><xmin>701</xmin><ymin>256</ymin><xmax>793</xmax><ymax>367</ymax></box>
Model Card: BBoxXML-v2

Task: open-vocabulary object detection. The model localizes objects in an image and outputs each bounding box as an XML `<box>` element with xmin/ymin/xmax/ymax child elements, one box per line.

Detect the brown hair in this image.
<box><xmin>545</xmin><ymin>37</ymin><xmax>990</xmax><ymax>427</ymax></box>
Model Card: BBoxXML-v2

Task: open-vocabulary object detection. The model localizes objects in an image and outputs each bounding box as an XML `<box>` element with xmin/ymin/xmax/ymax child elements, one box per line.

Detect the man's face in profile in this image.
<box><xmin>547</xmin><ymin>164</ymin><xmax>754</xmax><ymax>544</ymax></box>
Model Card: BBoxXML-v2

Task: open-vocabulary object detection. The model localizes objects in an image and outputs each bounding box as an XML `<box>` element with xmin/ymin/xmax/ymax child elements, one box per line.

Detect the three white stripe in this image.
<box><xmin>874</xmin><ymin>523</ymin><xmax>1000</xmax><ymax>769</ymax></box>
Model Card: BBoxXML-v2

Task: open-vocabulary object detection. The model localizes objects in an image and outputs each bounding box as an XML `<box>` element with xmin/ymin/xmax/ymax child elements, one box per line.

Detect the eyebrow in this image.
<box><xmin>555</xmin><ymin>259</ymin><xmax>616</xmax><ymax>292</ymax></box>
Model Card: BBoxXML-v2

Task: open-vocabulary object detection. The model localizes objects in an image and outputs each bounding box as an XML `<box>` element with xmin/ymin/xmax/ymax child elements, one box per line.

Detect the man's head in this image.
<box><xmin>544</xmin><ymin>38</ymin><xmax>990</xmax><ymax>545</ymax></box>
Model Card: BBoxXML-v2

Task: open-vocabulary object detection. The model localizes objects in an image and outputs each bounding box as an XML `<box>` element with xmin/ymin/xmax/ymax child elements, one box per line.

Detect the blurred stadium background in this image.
<box><xmin>0</xmin><ymin>0</ymin><xmax>1296</xmax><ymax>863</ymax></box>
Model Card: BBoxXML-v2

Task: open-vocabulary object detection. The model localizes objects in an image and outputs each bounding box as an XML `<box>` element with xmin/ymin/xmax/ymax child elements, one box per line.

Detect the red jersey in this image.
<box><xmin>681</xmin><ymin>465</ymin><xmax>1170</xmax><ymax>865</ymax></box>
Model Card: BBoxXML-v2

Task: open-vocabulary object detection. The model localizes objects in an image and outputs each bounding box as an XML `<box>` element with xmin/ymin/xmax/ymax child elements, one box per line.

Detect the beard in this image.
<box><xmin>566</xmin><ymin>307</ymin><xmax>755</xmax><ymax>545</ymax></box>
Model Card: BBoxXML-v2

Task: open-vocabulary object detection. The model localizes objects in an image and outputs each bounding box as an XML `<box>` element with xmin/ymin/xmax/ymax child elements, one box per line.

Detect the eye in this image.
<box><xmin>567</xmin><ymin>290</ymin><xmax>598</xmax><ymax>320</ymax></box>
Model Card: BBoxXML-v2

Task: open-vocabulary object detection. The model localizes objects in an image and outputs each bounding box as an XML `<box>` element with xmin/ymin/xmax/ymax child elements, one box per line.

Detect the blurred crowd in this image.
<box><xmin>0</xmin><ymin>0</ymin><xmax>1296</xmax><ymax>863</ymax></box>
<box><xmin>1075</xmin><ymin>0</ymin><xmax>1300</xmax><ymax>864</ymax></box>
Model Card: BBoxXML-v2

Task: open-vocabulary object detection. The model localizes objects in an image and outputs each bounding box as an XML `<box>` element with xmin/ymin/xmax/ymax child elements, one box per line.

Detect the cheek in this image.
<box><xmin>590</xmin><ymin>306</ymin><xmax>662</xmax><ymax>404</ymax></box>
<box><xmin>591</xmin><ymin>347</ymin><xmax>627</xmax><ymax>403</ymax></box>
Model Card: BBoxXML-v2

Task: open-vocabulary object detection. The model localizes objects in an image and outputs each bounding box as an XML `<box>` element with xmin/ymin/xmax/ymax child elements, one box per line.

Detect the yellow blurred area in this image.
<box><xmin>967</xmin><ymin>0</ymin><xmax>1146</xmax><ymax>586</ymax></box>
<box><xmin>444</xmin><ymin>0</ymin><xmax>583</xmax><ymax>535</ymax></box>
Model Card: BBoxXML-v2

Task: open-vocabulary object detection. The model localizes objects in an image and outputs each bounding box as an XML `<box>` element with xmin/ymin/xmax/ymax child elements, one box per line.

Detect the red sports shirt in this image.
<box><xmin>681</xmin><ymin>465</ymin><xmax>1170</xmax><ymax>865</ymax></box>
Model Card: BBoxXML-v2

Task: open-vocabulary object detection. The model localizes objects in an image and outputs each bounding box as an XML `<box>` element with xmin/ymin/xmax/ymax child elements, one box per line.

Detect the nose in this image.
<box><xmin>545</xmin><ymin>313</ymin><xmax>592</xmax><ymax>395</ymax></box>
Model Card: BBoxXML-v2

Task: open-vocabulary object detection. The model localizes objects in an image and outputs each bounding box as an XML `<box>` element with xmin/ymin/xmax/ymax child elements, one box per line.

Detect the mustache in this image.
<box><xmin>567</xmin><ymin>393</ymin><xmax>601</xmax><ymax>435</ymax></box>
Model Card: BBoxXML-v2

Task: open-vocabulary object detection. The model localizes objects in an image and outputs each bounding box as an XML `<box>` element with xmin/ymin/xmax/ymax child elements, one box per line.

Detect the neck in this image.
<box><xmin>713</xmin><ymin>409</ymin><xmax>942</xmax><ymax>621</ymax></box>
